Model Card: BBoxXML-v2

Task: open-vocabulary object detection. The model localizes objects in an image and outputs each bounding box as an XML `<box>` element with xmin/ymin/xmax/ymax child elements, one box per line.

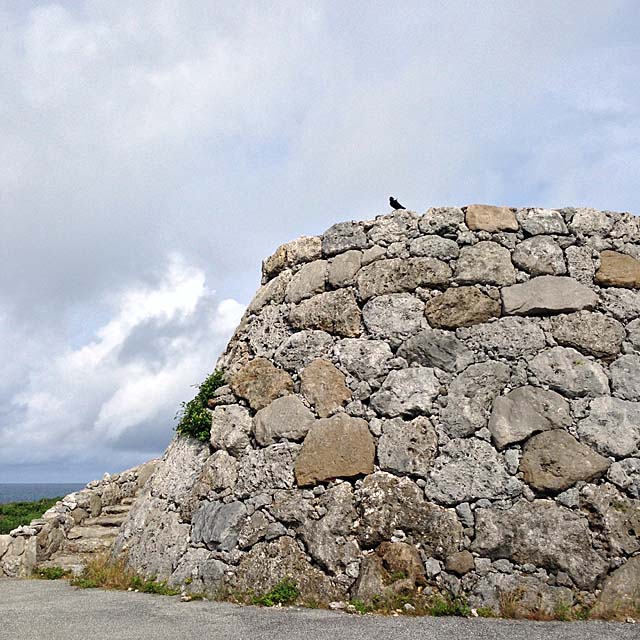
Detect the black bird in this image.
<box><xmin>389</xmin><ymin>196</ymin><xmax>405</xmax><ymax>210</ymax></box>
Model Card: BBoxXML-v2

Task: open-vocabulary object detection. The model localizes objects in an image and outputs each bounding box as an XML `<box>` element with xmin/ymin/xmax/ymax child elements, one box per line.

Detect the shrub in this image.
<box><xmin>0</xmin><ymin>498</ymin><xmax>60</xmax><ymax>534</ymax></box>
<box><xmin>175</xmin><ymin>369</ymin><xmax>226</xmax><ymax>442</ymax></box>
<box><xmin>35</xmin><ymin>566</ymin><xmax>70</xmax><ymax>580</ymax></box>
<box><xmin>251</xmin><ymin>578</ymin><xmax>300</xmax><ymax>607</ymax></box>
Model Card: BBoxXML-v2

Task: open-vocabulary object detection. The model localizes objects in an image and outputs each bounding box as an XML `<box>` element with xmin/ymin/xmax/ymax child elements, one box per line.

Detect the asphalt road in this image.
<box><xmin>0</xmin><ymin>580</ymin><xmax>635</xmax><ymax>640</ymax></box>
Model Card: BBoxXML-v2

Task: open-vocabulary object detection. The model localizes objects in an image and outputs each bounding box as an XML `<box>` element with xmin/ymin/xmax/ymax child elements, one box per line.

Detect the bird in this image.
<box><xmin>389</xmin><ymin>196</ymin><xmax>406</xmax><ymax>210</ymax></box>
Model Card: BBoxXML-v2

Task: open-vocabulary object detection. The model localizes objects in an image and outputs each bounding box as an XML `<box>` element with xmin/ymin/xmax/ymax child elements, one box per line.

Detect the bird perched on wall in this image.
<box><xmin>389</xmin><ymin>196</ymin><xmax>406</xmax><ymax>210</ymax></box>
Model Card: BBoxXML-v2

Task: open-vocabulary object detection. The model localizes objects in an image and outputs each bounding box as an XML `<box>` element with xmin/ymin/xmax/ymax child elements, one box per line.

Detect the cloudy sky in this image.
<box><xmin>1</xmin><ymin>1</ymin><xmax>639</xmax><ymax>482</ymax></box>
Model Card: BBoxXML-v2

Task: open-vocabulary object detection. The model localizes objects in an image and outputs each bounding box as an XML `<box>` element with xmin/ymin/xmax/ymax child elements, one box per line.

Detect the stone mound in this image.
<box><xmin>112</xmin><ymin>205</ymin><xmax>640</xmax><ymax>616</ymax></box>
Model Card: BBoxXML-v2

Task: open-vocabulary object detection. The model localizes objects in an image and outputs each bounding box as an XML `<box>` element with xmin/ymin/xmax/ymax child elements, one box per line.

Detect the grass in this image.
<box><xmin>251</xmin><ymin>578</ymin><xmax>300</xmax><ymax>607</ymax></box>
<box><xmin>70</xmin><ymin>554</ymin><xmax>179</xmax><ymax>596</ymax></box>
<box><xmin>175</xmin><ymin>369</ymin><xmax>226</xmax><ymax>442</ymax></box>
<box><xmin>35</xmin><ymin>566</ymin><xmax>71</xmax><ymax>580</ymax></box>
<box><xmin>0</xmin><ymin>497</ymin><xmax>60</xmax><ymax>534</ymax></box>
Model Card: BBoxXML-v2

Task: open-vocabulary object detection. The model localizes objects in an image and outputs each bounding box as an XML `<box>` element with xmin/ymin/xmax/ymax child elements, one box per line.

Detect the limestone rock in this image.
<box><xmin>592</xmin><ymin>556</ymin><xmax>640</xmax><ymax>619</ymax></box>
<box><xmin>234</xmin><ymin>443</ymin><xmax>301</xmax><ymax>498</ymax></box>
<box><xmin>328</xmin><ymin>250</ymin><xmax>362</xmax><ymax>287</ymax></box>
<box><xmin>528</xmin><ymin>347</ymin><xmax>609</xmax><ymax>398</ymax></box>
<box><xmin>569</xmin><ymin>207</ymin><xmax>614</xmax><ymax>235</ymax></box>
<box><xmin>322</xmin><ymin>221</ymin><xmax>368</xmax><ymax>256</ymax></box>
<box><xmin>378</xmin><ymin>541</ymin><xmax>425</xmax><ymax>585</ymax></box>
<box><xmin>362</xmin><ymin>293</ymin><xmax>426</xmax><ymax>346</ymax></box>
<box><xmin>520</xmin><ymin>431</ymin><xmax>610</xmax><ymax>492</ymax></box>
<box><xmin>457</xmin><ymin>317</ymin><xmax>546</xmax><ymax>358</ymax></box>
<box><xmin>294</xmin><ymin>413</ymin><xmax>375</xmax><ymax>486</ymax></box>
<box><xmin>356</xmin><ymin>472</ymin><xmax>462</xmax><ymax>558</ymax></box>
<box><xmin>607</xmin><ymin>458</ymin><xmax>640</xmax><ymax>499</ymax></box>
<box><xmin>210</xmin><ymin>404</ymin><xmax>252</xmax><ymax>456</ymax></box>
<box><xmin>577</xmin><ymin>397</ymin><xmax>640</xmax><ymax>458</ymax></box>
<box><xmin>440</xmin><ymin>361</ymin><xmax>510</xmax><ymax>438</ymax></box>
<box><xmin>192</xmin><ymin>501</ymin><xmax>247</xmax><ymax>552</ymax></box>
<box><xmin>595</xmin><ymin>250</ymin><xmax>640</xmax><ymax>289</ymax></box>
<box><xmin>350</xmin><ymin>554</ymin><xmax>386</xmax><ymax>602</ymax></box>
<box><xmin>169</xmin><ymin>548</ymin><xmax>227</xmax><ymax>592</ymax></box>
<box><xmin>550</xmin><ymin>311</ymin><xmax>625</xmax><ymax>359</ymax></box>
<box><xmin>253</xmin><ymin>395</ymin><xmax>316</xmax><ymax>446</ymax></box>
<box><xmin>516</xmin><ymin>208</ymin><xmax>568</xmax><ymax>235</ymax></box>
<box><xmin>247</xmin><ymin>270</ymin><xmax>291</xmax><ymax>313</ymax></box>
<box><xmin>262</xmin><ymin>236</ymin><xmax>322</xmax><ymax>282</ymax></box>
<box><xmin>610</xmin><ymin>354</ymin><xmax>640</xmax><ymax>400</ymax></box>
<box><xmin>397</xmin><ymin>328</ymin><xmax>474</xmax><ymax>373</ymax></box>
<box><xmin>273</xmin><ymin>330</ymin><xmax>333</xmax><ymax>372</ymax></box>
<box><xmin>628</xmin><ymin>318</ymin><xmax>640</xmax><ymax>350</ymax></box>
<box><xmin>455</xmin><ymin>241</ymin><xmax>516</xmax><ymax>286</ymax></box>
<box><xmin>465</xmin><ymin>205</ymin><xmax>518</xmax><ymax>232</ymax></box>
<box><xmin>300</xmin><ymin>359</ymin><xmax>351</xmax><ymax>418</ymax></box>
<box><xmin>245</xmin><ymin>305</ymin><xmax>291</xmax><ymax>358</ymax></box>
<box><xmin>377</xmin><ymin>416</ymin><xmax>438</xmax><ymax>477</ymax></box>
<box><xmin>511</xmin><ymin>236</ymin><xmax>566</xmax><ymax>276</ymax></box>
<box><xmin>418</xmin><ymin>207</ymin><xmax>465</xmax><ymax>236</ymax></box>
<box><xmin>285</xmin><ymin>260</ymin><xmax>328</xmax><ymax>303</ymax></box>
<box><xmin>425</xmin><ymin>287</ymin><xmax>501</xmax><ymax>329</ymax></box>
<box><xmin>502</xmin><ymin>276</ymin><xmax>598</xmax><ymax>316</ymax></box>
<box><xmin>334</xmin><ymin>338</ymin><xmax>393</xmax><ymax>381</ymax></box>
<box><xmin>488</xmin><ymin>386</ymin><xmax>572</xmax><ymax>450</ymax></box>
<box><xmin>566</xmin><ymin>245</ymin><xmax>596</xmax><ymax>284</ymax></box>
<box><xmin>423</xmin><ymin>438</ymin><xmax>520</xmax><ymax>505</ymax></box>
<box><xmin>230</xmin><ymin>358</ymin><xmax>293</xmax><ymax>410</ymax></box>
<box><xmin>370</xmin><ymin>367</ymin><xmax>440</xmax><ymax>418</ymax></box>
<box><xmin>472</xmin><ymin>499</ymin><xmax>607</xmax><ymax>589</ymax></box>
<box><xmin>445</xmin><ymin>550</ymin><xmax>475</xmax><ymax>576</ymax></box>
<box><xmin>409</xmin><ymin>235</ymin><xmax>459</xmax><ymax>260</ymax></box>
<box><xmin>600</xmin><ymin>287</ymin><xmax>640</xmax><ymax>322</ymax></box>
<box><xmin>289</xmin><ymin>289</ymin><xmax>362</xmax><ymax>337</ymax></box>
<box><xmin>200</xmin><ymin>450</ymin><xmax>238</xmax><ymax>493</ymax></box>
<box><xmin>357</xmin><ymin>257</ymin><xmax>451</xmax><ymax>299</ymax></box>
<box><xmin>368</xmin><ymin>211</ymin><xmax>419</xmax><ymax>245</ymax></box>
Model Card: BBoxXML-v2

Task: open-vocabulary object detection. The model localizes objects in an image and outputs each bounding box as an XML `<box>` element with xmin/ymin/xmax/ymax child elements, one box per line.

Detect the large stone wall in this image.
<box><xmin>114</xmin><ymin>205</ymin><xmax>640</xmax><ymax>616</ymax></box>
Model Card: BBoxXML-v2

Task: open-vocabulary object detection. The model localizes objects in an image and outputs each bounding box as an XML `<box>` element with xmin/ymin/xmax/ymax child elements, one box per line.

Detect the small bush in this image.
<box><xmin>175</xmin><ymin>369</ymin><xmax>226</xmax><ymax>442</ymax></box>
<box><xmin>35</xmin><ymin>566</ymin><xmax>70</xmax><ymax>580</ymax></box>
<box><xmin>0</xmin><ymin>498</ymin><xmax>61</xmax><ymax>534</ymax></box>
<box><xmin>350</xmin><ymin>599</ymin><xmax>374</xmax><ymax>614</ymax></box>
<box><xmin>428</xmin><ymin>595</ymin><xmax>471</xmax><ymax>617</ymax></box>
<box><xmin>251</xmin><ymin>578</ymin><xmax>300</xmax><ymax>607</ymax></box>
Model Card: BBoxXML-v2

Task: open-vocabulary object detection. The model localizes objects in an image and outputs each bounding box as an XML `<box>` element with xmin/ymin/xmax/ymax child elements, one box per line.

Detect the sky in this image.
<box><xmin>1</xmin><ymin>1</ymin><xmax>639</xmax><ymax>482</ymax></box>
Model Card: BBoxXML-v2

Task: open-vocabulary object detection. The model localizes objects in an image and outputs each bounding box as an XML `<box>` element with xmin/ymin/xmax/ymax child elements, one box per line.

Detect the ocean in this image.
<box><xmin>0</xmin><ymin>483</ymin><xmax>85</xmax><ymax>504</ymax></box>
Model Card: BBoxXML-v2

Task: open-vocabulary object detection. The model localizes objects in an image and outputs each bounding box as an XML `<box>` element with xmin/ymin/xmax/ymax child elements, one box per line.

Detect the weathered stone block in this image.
<box><xmin>262</xmin><ymin>236</ymin><xmax>322</xmax><ymax>282</ymax></box>
<box><xmin>273</xmin><ymin>330</ymin><xmax>333</xmax><ymax>372</ymax></box>
<box><xmin>610</xmin><ymin>354</ymin><xmax>640</xmax><ymax>401</ymax></box>
<box><xmin>192</xmin><ymin>501</ymin><xmax>247</xmax><ymax>552</ymax></box>
<box><xmin>377</xmin><ymin>416</ymin><xmax>438</xmax><ymax>477</ymax></box>
<box><xmin>370</xmin><ymin>367</ymin><xmax>440</xmax><ymax>418</ymax></box>
<box><xmin>253</xmin><ymin>395</ymin><xmax>316</xmax><ymax>446</ymax></box>
<box><xmin>327</xmin><ymin>250</ymin><xmax>362</xmax><ymax>287</ymax></box>
<box><xmin>465</xmin><ymin>205</ymin><xmax>518</xmax><ymax>232</ymax></box>
<box><xmin>362</xmin><ymin>293</ymin><xmax>426</xmax><ymax>346</ymax></box>
<box><xmin>457</xmin><ymin>316</ymin><xmax>546</xmax><ymax>358</ymax></box>
<box><xmin>230</xmin><ymin>358</ymin><xmax>293</xmax><ymax>410</ymax></box>
<box><xmin>300</xmin><ymin>359</ymin><xmax>351</xmax><ymax>418</ymax></box>
<box><xmin>334</xmin><ymin>338</ymin><xmax>393</xmax><ymax>381</ymax></box>
<box><xmin>591</xmin><ymin>556</ymin><xmax>640</xmax><ymax>619</ymax></box>
<box><xmin>409</xmin><ymin>235</ymin><xmax>459</xmax><ymax>260</ymax></box>
<box><xmin>595</xmin><ymin>250</ymin><xmax>640</xmax><ymax>289</ymax></box>
<box><xmin>322</xmin><ymin>221</ymin><xmax>368</xmax><ymax>256</ymax></box>
<box><xmin>550</xmin><ymin>311</ymin><xmax>625</xmax><ymax>359</ymax></box>
<box><xmin>418</xmin><ymin>207</ymin><xmax>465</xmax><ymax>235</ymax></box>
<box><xmin>511</xmin><ymin>236</ymin><xmax>566</xmax><ymax>276</ymax></box>
<box><xmin>455</xmin><ymin>241</ymin><xmax>516</xmax><ymax>286</ymax></box>
<box><xmin>425</xmin><ymin>286</ymin><xmax>501</xmax><ymax>329</ymax></box>
<box><xmin>285</xmin><ymin>260</ymin><xmax>328</xmax><ymax>303</ymax></box>
<box><xmin>289</xmin><ymin>289</ymin><xmax>362</xmax><ymax>337</ymax></box>
<box><xmin>398</xmin><ymin>328</ymin><xmax>474</xmax><ymax>373</ymax></box>
<box><xmin>516</xmin><ymin>208</ymin><xmax>568</xmax><ymax>235</ymax></box>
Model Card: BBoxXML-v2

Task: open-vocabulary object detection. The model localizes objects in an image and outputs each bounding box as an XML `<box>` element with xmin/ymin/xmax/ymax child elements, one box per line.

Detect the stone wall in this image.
<box><xmin>0</xmin><ymin>460</ymin><xmax>157</xmax><ymax>578</ymax></box>
<box><xmin>114</xmin><ymin>205</ymin><xmax>640</xmax><ymax>616</ymax></box>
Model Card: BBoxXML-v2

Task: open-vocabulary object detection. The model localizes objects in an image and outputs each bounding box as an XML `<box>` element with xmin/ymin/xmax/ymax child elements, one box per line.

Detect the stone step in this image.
<box><xmin>120</xmin><ymin>497</ymin><xmax>137</xmax><ymax>506</ymax></box>
<box><xmin>101</xmin><ymin>504</ymin><xmax>131</xmax><ymax>515</ymax></box>
<box><xmin>83</xmin><ymin>514</ymin><xmax>127</xmax><ymax>527</ymax></box>
<box><xmin>67</xmin><ymin>525</ymin><xmax>120</xmax><ymax>540</ymax></box>
<box><xmin>39</xmin><ymin>553</ymin><xmax>95</xmax><ymax>577</ymax></box>
<box><xmin>64</xmin><ymin>535</ymin><xmax>116</xmax><ymax>555</ymax></box>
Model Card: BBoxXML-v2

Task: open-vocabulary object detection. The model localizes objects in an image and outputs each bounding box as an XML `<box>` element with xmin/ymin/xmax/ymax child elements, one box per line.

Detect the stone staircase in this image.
<box><xmin>39</xmin><ymin>497</ymin><xmax>136</xmax><ymax>575</ymax></box>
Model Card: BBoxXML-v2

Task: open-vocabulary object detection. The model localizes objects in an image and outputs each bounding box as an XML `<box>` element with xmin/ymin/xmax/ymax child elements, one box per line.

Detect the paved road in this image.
<box><xmin>0</xmin><ymin>580</ymin><xmax>635</xmax><ymax>640</ymax></box>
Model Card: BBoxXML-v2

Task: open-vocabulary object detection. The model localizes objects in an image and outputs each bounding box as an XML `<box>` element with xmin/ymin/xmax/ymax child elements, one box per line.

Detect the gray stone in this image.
<box><xmin>253</xmin><ymin>395</ymin><xmax>316</xmax><ymax>446</ymax></box>
<box><xmin>409</xmin><ymin>235</ymin><xmax>459</xmax><ymax>260</ymax></box>
<box><xmin>368</xmin><ymin>211</ymin><xmax>419</xmax><ymax>245</ymax></box>
<box><xmin>516</xmin><ymin>208</ymin><xmax>568</xmax><ymax>235</ymax></box>
<box><xmin>512</xmin><ymin>236</ymin><xmax>566</xmax><ymax>275</ymax></box>
<box><xmin>210</xmin><ymin>404</ymin><xmax>252</xmax><ymax>456</ymax></box>
<box><xmin>328</xmin><ymin>250</ymin><xmax>362</xmax><ymax>287</ymax></box>
<box><xmin>285</xmin><ymin>260</ymin><xmax>328</xmax><ymax>303</ymax></box>
<box><xmin>502</xmin><ymin>276</ymin><xmax>598</xmax><ymax>316</ymax></box>
<box><xmin>528</xmin><ymin>347</ymin><xmax>609</xmax><ymax>398</ymax></box>
<box><xmin>607</xmin><ymin>458</ymin><xmax>640</xmax><ymax>498</ymax></box>
<box><xmin>565</xmin><ymin>245</ymin><xmax>596</xmax><ymax>284</ymax></box>
<box><xmin>592</xmin><ymin>556</ymin><xmax>640</xmax><ymax>619</ymax></box>
<box><xmin>550</xmin><ymin>311</ymin><xmax>625</xmax><ymax>359</ymax></box>
<box><xmin>289</xmin><ymin>289</ymin><xmax>362</xmax><ymax>337</ymax></box>
<box><xmin>465</xmin><ymin>205</ymin><xmax>518</xmax><ymax>232</ymax></box>
<box><xmin>601</xmin><ymin>287</ymin><xmax>640</xmax><ymax>322</ymax></box>
<box><xmin>440</xmin><ymin>361</ymin><xmax>510</xmax><ymax>438</ymax></box>
<box><xmin>370</xmin><ymin>367</ymin><xmax>440</xmax><ymax>418</ymax></box>
<box><xmin>445</xmin><ymin>550</ymin><xmax>475</xmax><ymax>575</ymax></box>
<box><xmin>610</xmin><ymin>354</ymin><xmax>640</xmax><ymax>400</ymax></box>
<box><xmin>418</xmin><ymin>207</ymin><xmax>465</xmax><ymax>236</ymax></box>
<box><xmin>455</xmin><ymin>241</ymin><xmax>516</xmax><ymax>286</ymax></box>
<box><xmin>425</xmin><ymin>287</ymin><xmax>501</xmax><ymax>329</ymax></box>
<box><xmin>245</xmin><ymin>305</ymin><xmax>291</xmax><ymax>358</ymax></box>
<box><xmin>577</xmin><ymin>397</ymin><xmax>640</xmax><ymax>458</ymax></box>
<box><xmin>356</xmin><ymin>472</ymin><xmax>463</xmax><ymax>558</ymax></box>
<box><xmin>569</xmin><ymin>207</ymin><xmax>614</xmax><ymax>235</ymax></box>
<box><xmin>201</xmin><ymin>450</ymin><xmax>239</xmax><ymax>492</ymax></box>
<box><xmin>472</xmin><ymin>499</ymin><xmax>607</xmax><ymax>589</ymax></box>
<box><xmin>628</xmin><ymin>318</ymin><xmax>640</xmax><ymax>350</ymax></box>
<box><xmin>247</xmin><ymin>270</ymin><xmax>292</xmax><ymax>313</ymax></box>
<box><xmin>377</xmin><ymin>416</ymin><xmax>438</xmax><ymax>477</ymax></box>
<box><xmin>361</xmin><ymin>244</ymin><xmax>386</xmax><ymax>265</ymax></box>
<box><xmin>230</xmin><ymin>358</ymin><xmax>293</xmax><ymax>410</ymax></box>
<box><xmin>300</xmin><ymin>358</ymin><xmax>351</xmax><ymax>418</ymax></box>
<box><xmin>357</xmin><ymin>257</ymin><xmax>451</xmax><ymax>300</ymax></box>
<box><xmin>488</xmin><ymin>386</ymin><xmax>572</xmax><ymax>450</ymax></box>
<box><xmin>397</xmin><ymin>328</ymin><xmax>474</xmax><ymax>373</ymax></box>
<box><xmin>334</xmin><ymin>338</ymin><xmax>393</xmax><ymax>381</ymax></box>
<box><xmin>294</xmin><ymin>413</ymin><xmax>375</xmax><ymax>486</ymax></box>
<box><xmin>273</xmin><ymin>330</ymin><xmax>333</xmax><ymax>372</ymax></box>
<box><xmin>349</xmin><ymin>554</ymin><xmax>386</xmax><ymax>602</ymax></box>
<box><xmin>192</xmin><ymin>501</ymin><xmax>247</xmax><ymax>552</ymax></box>
<box><xmin>423</xmin><ymin>438</ymin><xmax>520</xmax><ymax>505</ymax></box>
<box><xmin>234</xmin><ymin>443</ymin><xmax>301</xmax><ymax>498</ymax></box>
<box><xmin>322</xmin><ymin>221</ymin><xmax>368</xmax><ymax>256</ymax></box>
<box><xmin>520</xmin><ymin>430</ymin><xmax>610</xmax><ymax>492</ymax></box>
<box><xmin>262</xmin><ymin>236</ymin><xmax>322</xmax><ymax>282</ymax></box>
<box><xmin>457</xmin><ymin>317</ymin><xmax>546</xmax><ymax>358</ymax></box>
<box><xmin>362</xmin><ymin>293</ymin><xmax>426</xmax><ymax>346</ymax></box>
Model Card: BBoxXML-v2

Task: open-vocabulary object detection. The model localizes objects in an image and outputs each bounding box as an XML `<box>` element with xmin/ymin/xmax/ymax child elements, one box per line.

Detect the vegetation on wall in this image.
<box><xmin>175</xmin><ymin>369</ymin><xmax>226</xmax><ymax>442</ymax></box>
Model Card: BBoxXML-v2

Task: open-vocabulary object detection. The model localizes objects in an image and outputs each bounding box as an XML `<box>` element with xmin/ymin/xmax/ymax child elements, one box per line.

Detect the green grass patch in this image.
<box><xmin>428</xmin><ymin>594</ymin><xmax>471</xmax><ymax>617</ymax></box>
<box><xmin>0</xmin><ymin>497</ymin><xmax>60</xmax><ymax>534</ymax></box>
<box><xmin>175</xmin><ymin>369</ymin><xmax>226</xmax><ymax>442</ymax></box>
<box><xmin>35</xmin><ymin>566</ymin><xmax>71</xmax><ymax>580</ymax></box>
<box><xmin>251</xmin><ymin>578</ymin><xmax>300</xmax><ymax>607</ymax></box>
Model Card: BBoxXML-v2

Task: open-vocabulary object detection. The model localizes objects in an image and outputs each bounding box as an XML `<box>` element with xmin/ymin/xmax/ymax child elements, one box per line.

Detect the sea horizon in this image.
<box><xmin>0</xmin><ymin>482</ymin><xmax>86</xmax><ymax>504</ymax></box>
